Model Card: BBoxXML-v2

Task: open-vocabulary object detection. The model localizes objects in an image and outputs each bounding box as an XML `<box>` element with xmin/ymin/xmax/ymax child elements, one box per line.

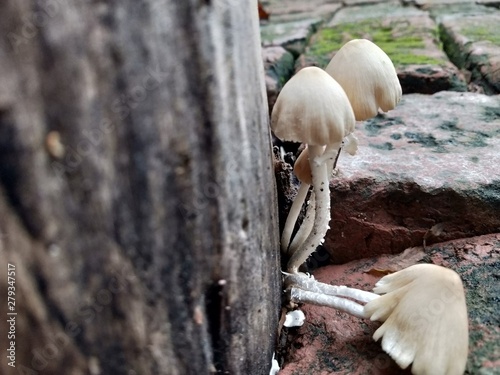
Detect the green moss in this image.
<box><xmin>439</xmin><ymin>24</ymin><xmax>466</xmax><ymax>68</ymax></box>
<box><xmin>388</xmin><ymin>52</ymin><xmax>444</xmax><ymax>66</ymax></box>
<box><xmin>307</xmin><ymin>19</ymin><xmax>446</xmax><ymax>68</ymax></box>
<box><xmin>440</xmin><ymin>18</ymin><xmax>500</xmax><ymax>70</ymax></box>
<box><xmin>460</xmin><ymin>24</ymin><xmax>500</xmax><ymax>46</ymax></box>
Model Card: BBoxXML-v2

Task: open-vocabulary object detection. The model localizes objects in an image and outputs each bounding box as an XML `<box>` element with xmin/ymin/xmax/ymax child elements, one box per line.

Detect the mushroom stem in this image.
<box><xmin>288</xmin><ymin>143</ymin><xmax>342</xmax><ymax>256</ymax></box>
<box><xmin>284</xmin><ymin>272</ymin><xmax>379</xmax><ymax>303</ymax></box>
<box><xmin>281</xmin><ymin>182</ymin><xmax>310</xmax><ymax>254</ymax></box>
<box><xmin>287</xmin><ymin>145</ymin><xmax>330</xmax><ymax>273</ymax></box>
<box><xmin>325</xmin><ymin>145</ymin><xmax>342</xmax><ymax>189</ymax></box>
<box><xmin>316</xmin><ymin>142</ymin><xmax>342</xmax><ymax>167</ymax></box>
<box><xmin>287</xmin><ymin>192</ymin><xmax>315</xmax><ymax>256</ymax></box>
<box><xmin>288</xmin><ymin>286</ymin><xmax>369</xmax><ymax>319</ymax></box>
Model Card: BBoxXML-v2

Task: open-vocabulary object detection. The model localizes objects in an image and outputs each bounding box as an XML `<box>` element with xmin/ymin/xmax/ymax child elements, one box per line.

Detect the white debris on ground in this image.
<box><xmin>269</xmin><ymin>353</ymin><xmax>280</xmax><ymax>375</ymax></box>
<box><xmin>283</xmin><ymin>309</ymin><xmax>305</xmax><ymax>327</ymax></box>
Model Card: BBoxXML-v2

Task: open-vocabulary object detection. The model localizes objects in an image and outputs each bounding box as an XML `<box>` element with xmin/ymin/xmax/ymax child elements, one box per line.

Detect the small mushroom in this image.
<box><xmin>325</xmin><ymin>39</ymin><xmax>402</xmax><ymax>121</ymax></box>
<box><xmin>271</xmin><ymin>66</ymin><xmax>355</xmax><ymax>273</ymax></box>
<box><xmin>286</xmin><ymin>142</ymin><xmax>346</xmax><ymax>255</ymax></box>
<box><xmin>285</xmin><ymin>272</ymin><xmax>379</xmax><ymax>318</ymax></box>
<box><xmin>283</xmin><ymin>133</ymin><xmax>356</xmax><ymax>255</ymax></box>
<box><xmin>293</xmin><ymin>145</ymin><xmax>314</xmax><ymax>186</ymax></box>
<box><xmin>364</xmin><ymin>264</ymin><xmax>469</xmax><ymax>375</ymax></box>
<box><xmin>280</xmin><ymin>145</ymin><xmax>315</xmax><ymax>254</ymax></box>
<box><xmin>287</xmin><ymin>193</ymin><xmax>316</xmax><ymax>256</ymax></box>
<box><xmin>45</xmin><ymin>131</ymin><xmax>65</xmax><ymax>159</ymax></box>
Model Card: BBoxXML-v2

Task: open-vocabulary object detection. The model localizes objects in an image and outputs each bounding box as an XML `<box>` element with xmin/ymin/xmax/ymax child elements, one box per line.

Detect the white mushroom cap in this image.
<box><xmin>271</xmin><ymin>66</ymin><xmax>355</xmax><ymax>146</ymax></box>
<box><xmin>325</xmin><ymin>39</ymin><xmax>402</xmax><ymax>121</ymax></box>
<box><xmin>364</xmin><ymin>264</ymin><xmax>468</xmax><ymax>375</ymax></box>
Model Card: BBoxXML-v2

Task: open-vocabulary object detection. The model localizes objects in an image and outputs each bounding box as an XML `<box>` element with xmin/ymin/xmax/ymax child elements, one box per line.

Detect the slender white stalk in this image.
<box><xmin>280</xmin><ymin>182</ymin><xmax>310</xmax><ymax>253</ymax></box>
<box><xmin>287</xmin><ymin>145</ymin><xmax>330</xmax><ymax>272</ymax></box>
<box><xmin>287</xmin><ymin>192</ymin><xmax>315</xmax><ymax>256</ymax></box>
<box><xmin>283</xmin><ymin>273</ymin><xmax>379</xmax><ymax>303</ymax></box>
<box><xmin>288</xmin><ymin>287</ymin><xmax>369</xmax><ymax>319</ymax></box>
<box><xmin>316</xmin><ymin>142</ymin><xmax>341</xmax><ymax>168</ymax></box>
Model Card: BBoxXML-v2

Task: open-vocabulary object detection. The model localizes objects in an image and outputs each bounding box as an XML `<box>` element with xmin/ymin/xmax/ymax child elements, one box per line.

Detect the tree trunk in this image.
<box><xmin>0</xmin><ymin>1</ymin><xmax>281</xmax><ymax>374</ymax></box>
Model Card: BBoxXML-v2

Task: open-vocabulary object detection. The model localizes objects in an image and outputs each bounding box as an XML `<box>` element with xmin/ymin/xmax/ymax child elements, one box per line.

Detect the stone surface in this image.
<box><xmin>325</xmin><ymin>91</ymin><xmax>500</xmax><ymax>263</ymax></box>
<box><xmin>260</xmin><ymin>18</ymin><xmax>323</xmax><ymax>56</ymax></box>
<box><xmin>263</xmin><ymin>46</ymin><xmax>295</xmax><ymax>114</ymax></box>
<box><xmin>477</xmin><ymin>0</ymin><xmax>500</xmax><ymax>7</ymax></box>
<box><xmin>411</xmin><ymin>0</ymin><xmax>500</xmax><ymax>7</ymax></box>
<box><xmin>278</xmin><ymin>234</ymin><xmax>500</xmax><ymax>375</ymax></box>
<box><xmin>297</xmin><ymin>2</ymin><xmax>467</xmax><ymax>93</ymax></box>
<box><xmin>438</xmin><ymin>11</ymin><xmax>500</xmax><ymax>93</ymax></box>
<box><xmin>343</xmin><ymin>0</ymin><xmax>390</xmax><ymax>5</ymax></box>
<box><xmin>408</xmin><ymin>0</ymin><xmax>476</xmax><ymax>6</ymax></box>
<box><xmin>261</xmin><ymin>0</ymin><xmax>343</xmax><ymax>22</ymax></box>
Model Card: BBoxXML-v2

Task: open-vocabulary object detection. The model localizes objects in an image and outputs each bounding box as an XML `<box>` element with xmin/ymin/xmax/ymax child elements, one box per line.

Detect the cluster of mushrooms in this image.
<box><xmin>271</xmin><ymin>39</ymin><xmax>469</xmax><ymax>375</ymax></box>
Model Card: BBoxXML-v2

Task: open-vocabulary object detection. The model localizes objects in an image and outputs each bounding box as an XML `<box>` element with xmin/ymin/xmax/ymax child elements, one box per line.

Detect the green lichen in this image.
<box><xmin>467</xmin><ymin>133</ymin><xmax>488</xmax><ymax>148</ymax></box>
<box><xmin>405</xmin><ymin>132</ymin><xmax>440</xmax><ymax>147</ymax></box>
<box><xmin>370</xmin><ymin>142</ymin><xmax>394</xmax><ymax>151</ymax></box>
<box><xmin>363</xmin><ymin>116</ymin><xmax>405</xmax><ymax>137</ymax></box>
<box><xmin>306</xmin><ymin>19</ymin><xmax>446</xmax><ymax>68</ymax></box>
<box><xmin>482</xmin><ymin>106</ymin><xmax>500</xmax><ymax>123</ymax></box>
<box><xmin>316</xmin><ymin>350</ymin><xmax>345</xmax><ymax>372</ymax></box>
<box><xmin>439</xmin><ymin>119</ymin><xmax>459</xmax><ymax>131</ymax></box>
<box><xmin>457</xmin><ymin>260</ymin><xmax>500</xmax><ymax>374</ymax></box>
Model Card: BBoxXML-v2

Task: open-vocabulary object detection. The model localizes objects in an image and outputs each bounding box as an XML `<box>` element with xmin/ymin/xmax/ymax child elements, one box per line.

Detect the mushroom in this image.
<box><xmin>271</xmin><ymin>66</ymin><xmax>355</xmax><ymax>273</ymax></box>
<box><xmin>285</xmin><ymin>272</ymin><xmax>379</xmax><ymax>318</ymax></box>
<box><xmin>286</xmin><ymin>143</ymin><xmax>345</xmax><ymax>256</ymax></box>
<box><xmin>325</xmin><ymin>39</ymin><xmax>402</xmax><ymax>121</ymax></box>
<box><xmin>280</xmin><ymin>146</ymin><xmax>318</xmax><ymax>255</ymax></box>
<box><xmin>293</xmin><ymin>145</ymin><xmax>315</xmax><ymax>186</ymax></box>
<box><xmin>286</xmin><ymin>198</ymin><xmax>315</xmax><ymax>257</ymax></box>
<box><xmin>364</xmin><ymin>264</ymin><xmax>469</xmax><ymax>375</ymax></box>
<box><xmin>283</xmin><ymin>135</ymin><xmax>358</xmax><ymax>255</ymax></box>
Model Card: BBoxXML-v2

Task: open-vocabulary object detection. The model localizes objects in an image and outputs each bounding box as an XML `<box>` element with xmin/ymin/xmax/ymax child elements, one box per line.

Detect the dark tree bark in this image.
<box><xmin>0</xmin><ymin>1</ymin><xmax>281</xmax><ymax>374</ymax></box>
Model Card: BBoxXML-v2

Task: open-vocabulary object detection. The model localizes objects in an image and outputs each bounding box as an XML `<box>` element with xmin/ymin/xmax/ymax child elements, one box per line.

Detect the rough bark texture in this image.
<box><xmin>0</xmin><ymin>1</ymin><xmax>281</xmax><ymax>374</ymax></box>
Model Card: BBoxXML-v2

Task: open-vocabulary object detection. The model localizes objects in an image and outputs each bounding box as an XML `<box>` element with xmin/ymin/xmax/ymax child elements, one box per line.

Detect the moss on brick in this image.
<box><xmin>306</xmin><ymin>19</ymin><xmax>446</xmax><ymax>68</ymax></box>
<box><xmin>460</xmin><ymin>22</ymin><xmax>500</xmax><ymax>46</ymax></box>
